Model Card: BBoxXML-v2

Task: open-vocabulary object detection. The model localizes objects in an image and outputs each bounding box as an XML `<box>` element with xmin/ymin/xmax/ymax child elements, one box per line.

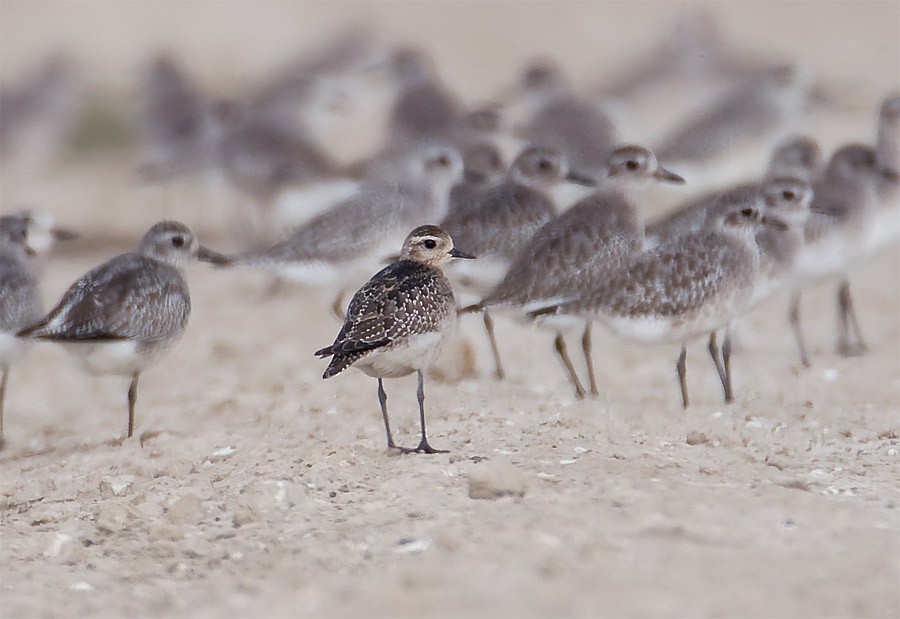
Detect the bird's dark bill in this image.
<box><xmin>197</xmin><ymin>246</ymin><xmax>231</xmax><ymax>265</ymax></box>
<box><xmin>564</xmin><ymin>170</ymin><xmax>597</xmax><ymax>186</ymax></box>
<box><xmin>654</xmin><ymin>167</ymin><xmax>686</xmax><ymax>184</ymax></box>
<box><xmin>449</xmin><ymin>248</ymin><xmax>476</xmax><ymax>259</ymax></box>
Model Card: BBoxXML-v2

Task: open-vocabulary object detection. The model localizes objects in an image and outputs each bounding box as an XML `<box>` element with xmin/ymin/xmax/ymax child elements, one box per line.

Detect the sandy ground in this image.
<box><xmin>2</xmin><ymin>2</ymin><xmax>900</xmax><ymax>618</ymax></box>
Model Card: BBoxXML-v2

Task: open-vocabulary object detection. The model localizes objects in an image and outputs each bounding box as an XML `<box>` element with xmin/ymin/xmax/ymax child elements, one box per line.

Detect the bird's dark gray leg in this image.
<box><xmin>582</xmin><ymin>322</ymin><xmax>600</xmax><ymax>397</ymax></box>
<box><xmin>410</xmin><ymin>370</ymin><xmax>448</xmax><ymax>454</ymax></box>
<box><xmin>722</xmin><ymin>331</ymin><xmax>735</xmax><ymax>404</ymax></box>
<box><xmin>127</xmin><ymin>373</ymin><xmax>140</xmax><ymax>439</ymax></box>
<box><xmin>482</xmin><ymin>310</ymin><xmax>505</xmax><ymax>380</ymax></box>
<box><xmin>788</xmin><ymin>290</ymin><xmax>811</xmax><ymax>368</ymax></box>
<box><xmin>837</xmin><ymin>279</ymin><xmax>868</xmax><ymax>357</ymax></box>
<box><xmin>676</xmin><ymin>345</ymin><xmax>689</xmax><ymax>409</ymax></box>
<box><xmin>0</xmin><ymin>366</ymin><xmax>8</xmax><ymax>449</ymax></box>
<box><xmin>377</xmin><ymin>378</ymin><xmax>399</xmax><ymax>450</ymax></box>
<box><xmin>554</xmin><ymin>333</ymin><xmax>587</xmax><ymax>399</ymax></box>
<box><xmin>707</xmin><ymin>332</ymin><xmax>728</xmax><ymax>401</ymax></box>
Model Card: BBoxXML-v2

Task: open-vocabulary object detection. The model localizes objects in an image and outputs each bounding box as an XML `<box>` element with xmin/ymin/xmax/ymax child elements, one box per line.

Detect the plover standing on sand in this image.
<box><xmin>229</xmin><ymin>143</ymin><xmax>463</xmax><ymax>316</ymax></box>
<box><xmin>531</xmin><ymin>203</ymin><xmax>785</xmax><ymax>408</ymax></box>
<box><xmin>18</xmin><ymin>221</ymin><xmax>228</xmax><ymax>440</ymax></box>
<box><xmin>315</xmin><ymin>225</ymin><xmax>474</xmax><ymax>454</ymax></box>
<box><xmin>461</xmin><ymin>145</ymin><xmax>684</xmax><ymax>393</ymax></box>
<box><xmin>440</xmin><ymin>146</ymin><xmax>595</xmax><ymax>297</ymax></box>
<box><xmin>0</xmin><ymin>211</ymin><xmax>73</xmax><ymax>447</ymax></box>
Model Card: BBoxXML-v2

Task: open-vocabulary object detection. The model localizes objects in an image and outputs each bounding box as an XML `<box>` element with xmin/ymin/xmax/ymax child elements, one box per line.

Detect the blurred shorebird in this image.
<box><xmin>440</xmin><ymin>146</ymin><xmax>596</xmax><ymax>297</ymax></box>
<box><xmin>530</xmin><ymin>202</ymin><xmax>791</xmax><ymax>407</ymax></box>
<box><xmin>227</xmin><ymin>143</ymin><xmax>463</xmax><ymax>315</ymax></box>
<box><xmin>315</xmin><ymin>225</ymin><xmax>474</xmax><ymax>454</ymax></box>
<box><xmin>18</xmin><ymin>222</ymin><xmax>228</xmax><ymax>441</ymax></box>
<box><xmin>0</xmin><ymin>212</ymin><xmax>74</xmax><ymax>447</ymax></box>
<box><xmin>460</xmin><ymin>145</ymin><xmax>684</xmax><ymax>394</ymax></box>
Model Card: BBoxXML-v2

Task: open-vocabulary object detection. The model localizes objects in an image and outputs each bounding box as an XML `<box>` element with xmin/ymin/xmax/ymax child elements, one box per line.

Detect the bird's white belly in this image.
<box><xmin>64</xmin><ymin>341</ymin><xmax>151</xmax><ymax>377</ymax></box>
<box><xmin>355</xmin><ymin>331</ymin><xmax>448</xmax><ymax>379</ymax></box>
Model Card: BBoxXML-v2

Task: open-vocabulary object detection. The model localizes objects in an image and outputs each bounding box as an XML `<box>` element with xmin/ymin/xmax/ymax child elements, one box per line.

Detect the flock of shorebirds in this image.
<box><xmin>1</xmin><ymin>21</ymin><xmax>898</xmax><ymax>453</ymax></box>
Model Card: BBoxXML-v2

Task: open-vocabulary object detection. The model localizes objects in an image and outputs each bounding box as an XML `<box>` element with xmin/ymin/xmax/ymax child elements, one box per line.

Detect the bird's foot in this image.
<box><xmin>402</xmin><ymin>439</ymin><xmax>449</xmax><ymax>455</ymax></box>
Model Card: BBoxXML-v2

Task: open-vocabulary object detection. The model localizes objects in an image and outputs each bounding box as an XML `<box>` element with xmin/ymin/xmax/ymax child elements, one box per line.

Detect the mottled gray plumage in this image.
<box><xmin>441</xmin><ymin>147</ymin><xmax>588</xmax><ymax>267</ymax></box>
<box><xmin>233</xmin><ymin>144</ymin><xmax>463</xmax><ymax>277</ymax></box>
<box><xmin>316</xmin><ymin>257</ymin><xmax>457</xmax><ymax>378</ymax></box>
<box><xmin>22</xmin><ymin>252</ymin><xmax>190</xmax><ymax>345</ymax></box>
<box><xmin>533</xmin><ymin>205</ymin><xmax>769</xmax><ymax>407</ymax></box>
<box><xmin>647</xmin><ymin>136</ymin><xmax>822</xmax><ymax>246</ymax></box>
<box><xmin>0</xmin><ymin>217</ymin><xmax>42</xmax><ymax>337</ymax></box>
<box><xmin>315</xmin><ymin>225</ymin><xmax>473</xmax><ymax>454</ymax></box>
<box><xmin>18</xmin><ymin>221</ymin><xmax>227</xmax><ymax>440</ymax></box>
<box><xmin>483</xmin><ymin>190</ymin><xmax>642</xmax><ymax>310</ymax></box>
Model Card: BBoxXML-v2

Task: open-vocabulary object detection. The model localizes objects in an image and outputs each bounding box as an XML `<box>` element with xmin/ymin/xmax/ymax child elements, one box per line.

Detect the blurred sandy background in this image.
<box><xmin>1</xmin><ymin>2</ymin><xmax>899</xmax><ymax>618</ymax></box>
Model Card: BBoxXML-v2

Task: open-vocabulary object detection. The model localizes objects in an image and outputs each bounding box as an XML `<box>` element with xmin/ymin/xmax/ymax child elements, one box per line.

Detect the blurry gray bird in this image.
<box><xmin>447</xmin><ymin>141</ymin><xmax>507</xmax><ymax>217</ymax></box>
<box><xmin>228</xmin><ymin>143</ymin><xmax>464</xmax><ymax>314</ymax></box>
<box><xmin>315</xmin><ymin>225</ymin><xmax>474</xmax><ymax>454</ymax></box>
<box><xmin>0</xmin><ymin>54</ymin><xmax>80</xmax><ymax>163</ymax></box>
<box><xmin>137</xmin><ymin>54</ymin><xmax>215</xmax><ymax>182</ymax></box>
<box><xmin>440</xmin><ymin>146</ymin><xmax>596</xmax><ymax>296</ymax></box>
<box><xmin>247</xmin><ymin>26</ymin><xmax>376</xmax><ymax>128</ymax></box>
<box><xmin>646</xmin><ymin>135</ymin><xmax>823</xmax><ymax>247</ymax></box>
<box><xmin>530</xmin><ymin>203</ymin><xmax>788</xmax><ymax>408</ymax></box>
<box><xmin>654</xmin><ymin>64</ymin><xmax>813</xmax><ymax>187</ymax></box>
<box><xmin>789</xmin><ymin>136</ymin><xmax>900</xmax><ymax>366</ymax></box>
<box><xmin>212</xmin><ymin>100</ymin><xmax>352</xmax><ymax>241</ymax></box>
<box><xmin>0</xmin><ymin>212</ymin><xmax>74</xmax><ymax>447</ymax></box>
<box><xmin>515</xmin><ymin>59</ymin><xmax>618</xmax><ymax>181</ymax></box>
<box><xmin>18</xmin><ymin>221</ymin><xmax>228</xmax><ymax>441</ymax></box>
<box><xmin>386</xmin><ymin>47</ymin><xmax>464</xmax><ymax>146</ymax></box>
<box><xmin>460</xmin><ymin>144</ymin><xmax>684</xmax><ymax>393</ymax></box>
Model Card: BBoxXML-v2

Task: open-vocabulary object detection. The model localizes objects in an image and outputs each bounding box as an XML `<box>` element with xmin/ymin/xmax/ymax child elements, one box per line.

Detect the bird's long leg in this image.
<box><xmin>707</xmin><ymin>331</ymin><xmax>728</xmax><ymax>400</ymax></box>
<box><xmin>788</xmin><ymin>290</ymin><xmax>811</xmax><ymax>368</ymax></box>
<box><xmin>554</xmin><ymin>333</ymin><xmax>586</xmax><ymax>399</ymax></box>
<box><xmin>676</xmin><ymin>345</ymin><xmax>689</xmax><ymax>409</ymax></box>
<box><xmin>0</xmin><ymin>366</ymin><xmax>8</xmax><ymax>449</ymax></box>
<box><xmin>410</xmin><ymin>370</ymin><xmax>448</xmax><ymax>454</ymax></box>
<box><xmin>377</xmin><ymin>379</ymin><xmax>399</xmax><ymax>450</ymax></box>
<box><xmin>127</xmin><ymin>373</ymin><xmax>140</xmax><ymax>439</ymax></box>
<box><xmin>482</xmin><ymin>310</ymin><xmax>505</xmax><ymax>380</ymax></box>
<box><xmin>722</xmin><ymin>330</ymin><xmax>735</xmax><ymax>404</ymax></box>
<box><xmin>837</xmin><ymin>279</ymin><xmax>868</xmax><ymax>357</ymax></box>
<box><xmin>582</xmin><ymin>322</ymin><xmax>600</xmax><ymax>397</ymax></box>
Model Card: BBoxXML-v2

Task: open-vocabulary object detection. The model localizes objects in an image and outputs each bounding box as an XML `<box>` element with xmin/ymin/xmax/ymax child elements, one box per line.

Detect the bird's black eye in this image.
<box><xmin>741</xmin><ymin>208</ymin><xmax>754</xmax><ymax>217</ymax></box>
<box><xmin>625</xmin><ymin>160</ymin><xmax>640</xmax><ymax>171</ymax></box>
<box><xmin>172</xmin><ymin>235</ymin><xmax>185</xmax><ymax>248</ymax></box>
<box><xmin>538</xmin><ymin>159</ymin><xmax>552</xmax><ymax>171</ymax></box>
<box><xmin>423</xmin><ymin>239</ymin><xmax>437</xmax><ymax>249</ymax></box>
<box><xmin>782</xmin><ymin>190</ymin><xmax>795</xmax><ymax>201</ymax></box>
